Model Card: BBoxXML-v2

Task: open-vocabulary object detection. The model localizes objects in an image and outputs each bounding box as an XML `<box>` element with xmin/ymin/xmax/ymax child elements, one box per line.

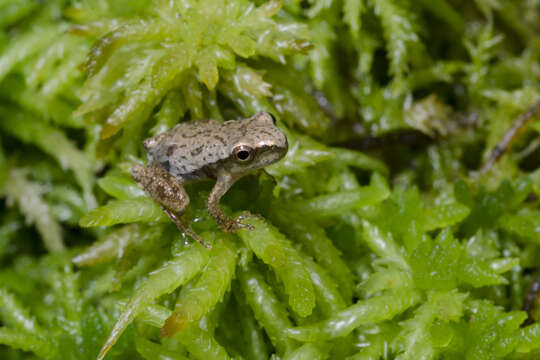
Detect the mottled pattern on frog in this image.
<box><xmin>132</xmin><ymin>111</ymin><xmax>287</xmax><ymax>238</ymax></box>
<box><xmin>145</xmin><ymin>112</ymin><xmax>287</xmax><ymax>181</ymax></box>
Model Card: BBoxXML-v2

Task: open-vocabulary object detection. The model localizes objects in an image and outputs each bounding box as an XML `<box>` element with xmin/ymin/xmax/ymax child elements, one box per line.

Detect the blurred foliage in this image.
<box><xmin>1</xmin><ymin>0</ymin><xmax>540</xmax><ymax>359</ymax></box>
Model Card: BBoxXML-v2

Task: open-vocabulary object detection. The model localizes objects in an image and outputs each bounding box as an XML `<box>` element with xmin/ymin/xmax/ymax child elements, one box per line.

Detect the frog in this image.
<box><xmin>131</xmin><ymin>112</ymin><xmax>288</xmax><ymax>245</ymax></box>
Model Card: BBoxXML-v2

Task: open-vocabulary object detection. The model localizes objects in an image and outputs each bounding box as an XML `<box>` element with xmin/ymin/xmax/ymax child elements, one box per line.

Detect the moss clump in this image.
<box><xmin>1</xmin><ymin>0</ymin><xmax>540</xmax><ymax>359</ymax></box>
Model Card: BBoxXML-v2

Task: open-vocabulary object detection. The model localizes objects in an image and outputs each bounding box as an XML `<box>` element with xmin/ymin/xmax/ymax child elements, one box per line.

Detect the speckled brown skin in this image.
<box><xmin>131</xmin><ymin>163</ymin><xmax>202</xmax><ymax>243</ymax></box>
<box><xmin>131</xmin><ymin>112</ymin><xmax>288</xmax><ymax>244</ymax></box>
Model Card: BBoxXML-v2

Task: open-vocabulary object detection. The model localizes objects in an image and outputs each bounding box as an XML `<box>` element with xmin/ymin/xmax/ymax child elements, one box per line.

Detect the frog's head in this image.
<box><xmin>227</xmin><ymin>112</ymin><xmax>288</xmax><ymax>175</ymax></box>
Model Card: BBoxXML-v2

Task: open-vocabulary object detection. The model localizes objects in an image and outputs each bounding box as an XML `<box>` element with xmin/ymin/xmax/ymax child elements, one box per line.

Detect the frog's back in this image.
<box><xmin>144</xmin><ymin>119</ymin><xmax>231</xmax><ymax>181</ymax></box>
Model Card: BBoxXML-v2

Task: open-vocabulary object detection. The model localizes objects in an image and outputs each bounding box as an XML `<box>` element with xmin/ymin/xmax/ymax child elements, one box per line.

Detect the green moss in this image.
<box><xmin>1</xmin><ymin>0</ymin><xmax>540</xmax><ymax>359</ymax></box>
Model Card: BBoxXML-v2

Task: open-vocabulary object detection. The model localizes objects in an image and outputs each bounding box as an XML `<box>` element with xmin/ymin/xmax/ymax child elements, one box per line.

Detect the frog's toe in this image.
<box><xmin>243</xmin><ymin>222</ymin><xmax>255</xmax><ymax>231</ymax></box>
<box><xmin>232</xmin><ymin>217</ymin><xmax>255</xmax><ymax>231</ymax></box>
<box><xmin>184</xmin><ymin>227</ymin><xmax>211</xmax><ymax>248</ymax></box>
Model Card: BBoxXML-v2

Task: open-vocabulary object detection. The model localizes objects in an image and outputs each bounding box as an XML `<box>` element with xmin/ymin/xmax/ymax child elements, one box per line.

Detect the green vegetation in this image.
<box><xmin>1</xmin><ymin>0</ymin><xmax>540</xmax><ymax>359</ymax></box>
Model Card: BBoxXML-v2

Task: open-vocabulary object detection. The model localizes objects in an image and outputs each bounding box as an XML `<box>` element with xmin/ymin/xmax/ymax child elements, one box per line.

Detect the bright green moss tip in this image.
<box><xmin>1</xmin><ymin>0</ymin><xmax>540</xmax><ymax>359</ymax></box>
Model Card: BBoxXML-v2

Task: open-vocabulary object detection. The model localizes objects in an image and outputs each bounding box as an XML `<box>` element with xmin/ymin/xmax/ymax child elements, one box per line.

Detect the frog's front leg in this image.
<box><xmin>207</xmin><ymin>171</ymin><xmax>253</xmax><ymax>232</ymax></box>
<box><xmin>131</xmin><ymin>164</ymin><xmax>204</xmax><ymax>246</ymax></box>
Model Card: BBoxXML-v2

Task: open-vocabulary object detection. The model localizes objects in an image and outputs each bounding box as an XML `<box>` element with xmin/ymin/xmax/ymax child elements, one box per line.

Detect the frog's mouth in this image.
<box><xmin>256</xmin><ymin>144</ymin><xmax>288</xmax><ymax>165</ymax></box>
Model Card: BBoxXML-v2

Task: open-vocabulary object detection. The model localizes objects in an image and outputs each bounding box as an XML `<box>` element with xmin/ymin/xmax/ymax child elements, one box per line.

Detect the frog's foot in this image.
<box><xmin>164</xmin><ymin>209</ymin><xmax>210</xmax><ymax>248</ymax></box>
<box><xmin>176</xmin><ymin>223</ymin><xmax>203</xmax><ymax>245</ymax></box>
<box><xmin>214</xmin><ymin>216</ymin><xmax>248</xmax><ymax>232</ymax></box>
<box><xmin>183</xmin><ymin>226</ymin><xmax>209</xmax><ymax>249</ymax></box>
<box><xmin>221</xmin><ymin>214</ymin><xmax>255</xmax><ymax>232</ymax></box>
<box><xmin>232</xmin><ymin>220</ymin><xmax>255</xmax><ymax>232</ymax></box>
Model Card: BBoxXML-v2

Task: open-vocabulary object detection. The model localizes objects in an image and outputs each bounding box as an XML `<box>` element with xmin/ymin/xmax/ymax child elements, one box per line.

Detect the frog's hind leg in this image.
<box><xmin>131</xmin><ymin>163</ymin><xmax>207</xmax><ymax>247</ymax></box>
<box><xmin>161</xmin><ymin>209</ymin><xmax>206</xmax><ymax>247</ymax></box>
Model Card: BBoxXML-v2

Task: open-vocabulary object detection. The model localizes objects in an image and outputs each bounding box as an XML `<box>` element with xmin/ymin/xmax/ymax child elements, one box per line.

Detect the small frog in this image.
<box><xmin>131</xmin><ymin>112</ymin><xmax>288</xmax><ymax>244</ymax></box>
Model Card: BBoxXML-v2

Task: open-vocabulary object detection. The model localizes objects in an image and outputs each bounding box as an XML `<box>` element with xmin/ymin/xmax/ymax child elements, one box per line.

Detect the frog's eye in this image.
<box><xmin>233</xmin><ymin>145</ymin><xmax>254</xmax><ymax>163</ymax></box>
